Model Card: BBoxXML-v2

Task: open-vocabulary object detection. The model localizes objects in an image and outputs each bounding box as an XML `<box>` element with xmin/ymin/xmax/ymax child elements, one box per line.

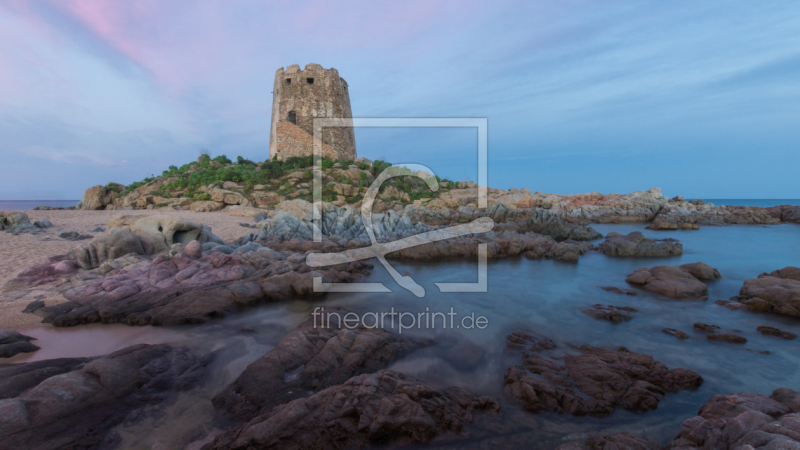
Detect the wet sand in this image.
<box><xmin>0</xmin><ymin>209</ymin><xmax>256</xmax><ymax>330</ymax></box>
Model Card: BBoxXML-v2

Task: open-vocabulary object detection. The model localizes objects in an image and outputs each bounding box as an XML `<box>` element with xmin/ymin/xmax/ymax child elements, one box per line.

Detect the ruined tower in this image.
<box><xmin>268</xmin><ymin>63</ymin><xmax>357</xmax><ymax>161</ymax></box>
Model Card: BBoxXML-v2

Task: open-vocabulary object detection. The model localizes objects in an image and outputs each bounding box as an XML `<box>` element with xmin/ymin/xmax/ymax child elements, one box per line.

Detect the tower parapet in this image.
<box><xmin>268</xmin><ymin>63</ymin><xmax>356</xmax><ymax>160</ymax></box>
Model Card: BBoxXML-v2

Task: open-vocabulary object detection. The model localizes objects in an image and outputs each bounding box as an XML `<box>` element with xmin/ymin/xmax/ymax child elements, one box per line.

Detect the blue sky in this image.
<box><xmin>1</xmin><ymin>0</ymin><xmax>798</xmax><ymax>200</ymax></box>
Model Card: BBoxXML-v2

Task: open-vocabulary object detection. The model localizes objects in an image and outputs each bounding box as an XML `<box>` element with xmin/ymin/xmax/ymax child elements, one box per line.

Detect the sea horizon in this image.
<box><xmin>3</xmin><ymin>198</ymin><xmax>800</xmax><ymax>211</ymax></box>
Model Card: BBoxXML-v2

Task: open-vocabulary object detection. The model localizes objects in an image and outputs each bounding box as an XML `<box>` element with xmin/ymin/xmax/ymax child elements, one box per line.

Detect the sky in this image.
<box><xmin>0</xmin><ymin>0</ymin><xmax>798</xmax><ymax>200</ymax></box>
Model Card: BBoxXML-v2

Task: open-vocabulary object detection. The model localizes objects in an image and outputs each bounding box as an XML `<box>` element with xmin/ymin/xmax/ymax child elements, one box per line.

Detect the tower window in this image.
<box><xmin>284</xmin><ymin>78</ymin><xmax>291</xmax><ymax>86</ymax></box>
<box><xmin>307</xmin><ymin>78</ymin><xmax>314</xmax><ymax>84</ymax></box>
<box><xmin>288</xmin><ymin>111</ymin><xmax>296</xmax><ymax>124</ymax></box>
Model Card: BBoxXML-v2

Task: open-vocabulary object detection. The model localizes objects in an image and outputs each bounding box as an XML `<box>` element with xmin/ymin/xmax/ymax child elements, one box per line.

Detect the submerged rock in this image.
<box><xmin>600</xmin><ymin>286</ymin><xmax>638</xmax><ymax>295</ymax></box>
<box><xmin>503</xmin><ymin>331</ymin><xmax>703</xmax><ymax>416</ymax></box>
<box><xmin>707</xmin><ymin>333</ymin><xmax>747</xmax><ymax>344</ymax></box>
<box><xmin>757</xmin><ymin>325</ymin><xmax>797</xmax><ymax>340</ymax></box>
<box><xmin>580</xmin><ymin>304</ymin><xmax>638</xmax><ymax>322</ymax></box>
<box><xmin>626</xmin><ymin>263</ymin><xmax>720</xmax><ymax>299</ymax></box>
<box><xmin>662</xmin><ymin>328</ymin><xmax>689</xmax><ymax>339</ymax></box>
<box><xmin>598</xmin><ymin>231</ymin><xmax>682</xmax><ymax>257</ymax></box>
<box><xmin>213</xmin><ymin>313</ymin><xmax>431</xmax><ymax>422</ymax></box>
<box><xmin>693</xmin><ymin>323</ymin><xmax>748</xmax><ymax>344</ymax></box>
<box><xmin>0</xmin><ymin>344</ymin><xmax>210</xmax><ymax>450</ymax></box>
<box><xmin>0</xmin><ymin>330</ymin><xmax>39</xmax><ymax>358</ymax></box>
<box><xmin>206</xmin><ymin>370</ymin><xmax>500</xmax><ymax>450</ymax></box>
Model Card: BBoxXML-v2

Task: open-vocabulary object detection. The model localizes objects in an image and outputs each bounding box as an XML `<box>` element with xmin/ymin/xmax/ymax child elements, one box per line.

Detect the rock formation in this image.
<box><xmin>724</xmin><ymin>267</ymin><xmax>800</xmax><ymax>317</ymax></box>
<box><xmin>206</xmin><ymin>370</ymin><xmax>500</xmax><ymax>450</ymax></box>
<box><xmin>19</xmin><ymin>241</ymin><xmax>370</xmax><ymax>327</ymax></box>
<box><xmin>213</xmin><ymin>313</ymin><xmax>431</xmax><ymax>421</ymax></box>
<box><xmin>0</xmin><ymin>330</ymin><xmax>39</xmax><ymax>358</ymax></box>
<box><xmin>666</xmin><ymin>388</ymin><xmax>800</xmax><ymax>449</ymax></box>
<box><xmin>77</xmin><ymin>183</ymin><xmax>124</xmax><ymax>210</ymax></box>
<box><xmin>598</xmin><ymin>232</ymin><xmax>683</xmax><ymax>257</ymax></box>
<box><xmin>580</xmin><ymin>304</ymin><xmax>638</xmax><ymax>322</ymax></box>
<box><xmin>503</xmin><ymin>330</ymin><xmax>703</xmax><ymax>416</ymax></box>
<box><xmin>0</xmin><ymin>344</ymin><xmax>210</xmax><ymax>450</ymax></box>
<box><xmin>625</xmin><ymin>263</ymin><xmax>720</xmax><ymax>299</ymax></box>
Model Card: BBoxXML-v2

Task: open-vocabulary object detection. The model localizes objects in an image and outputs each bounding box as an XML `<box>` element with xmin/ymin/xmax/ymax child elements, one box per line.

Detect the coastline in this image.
<box><xmin>0</xmin><ymin>209</ymin><xmax>260</xmax><ymax>331</ymax></box>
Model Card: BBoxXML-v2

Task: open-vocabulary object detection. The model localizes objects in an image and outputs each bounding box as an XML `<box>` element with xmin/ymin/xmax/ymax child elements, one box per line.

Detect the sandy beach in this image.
<box><xmin>0</xmin><ymin>209</ymin><xmax>255</xmax><ymax>331</ymax></box>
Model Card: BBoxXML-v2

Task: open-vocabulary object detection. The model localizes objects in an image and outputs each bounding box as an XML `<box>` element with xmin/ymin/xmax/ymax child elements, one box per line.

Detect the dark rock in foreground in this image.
<box><xmin>726</xmin><ymin>266</ymin><xmax>800</xmax><ymax>318</ymax></box>
<box><xmin>0</xmin><ymin>344</ymin><xmax>210</xmax><ymax>450</ymax></box>
<box><xmin>667</xmin><ymin>388</ymin><xmax>800</xmax><ymax>449</ymax></box>
<box><xmin>557</xmin><ymin>388</ymin><xmax>800</xmax><ymax>450</ymax></box>
<box><xmin>213</xmin><ymin>313</ymin><xmax>431</xmax><ymax>422</ymax></box>
<box><xmin>503</xmin><ymin>330</ymin><xmax>703</xmax><ymax>417</ymax></box>
<box><xmin>0</xmin><ymin>330</ymin><xmax>39</xmax><ymax>358</ymax></box>
<box><xmin>556</xmin><ymin>431</ymin><xmax>662</xmax><ymax>450</ymax></box>
<box><xmin>580</xmin><ymin>304</ymin><xmax>638</xmax><ymax>322</ymax></box>
<box><xmin>598</xmin><ymin>232</ymin><xmax>682</xmax><ymax>257</ymax></box>
<box><xmin>206</xmin><ymin>370</ymin><xmax>500</xmax><ymax>450</ymax></box>
<box><xmin>626</xmin><ymin>263</ymin><xmax>720</xmax><ymax>299</ymax></box>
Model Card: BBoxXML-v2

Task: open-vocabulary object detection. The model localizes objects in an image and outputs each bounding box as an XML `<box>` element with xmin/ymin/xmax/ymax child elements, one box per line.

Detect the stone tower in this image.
<box><xmin>268</xmin><ymin>63</ymin><xmax>357</xmax><ymax>161</ymax></box>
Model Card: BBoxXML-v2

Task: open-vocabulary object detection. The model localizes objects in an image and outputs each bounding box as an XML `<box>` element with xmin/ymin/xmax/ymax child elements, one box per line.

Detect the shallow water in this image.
<box><xmin>9</xmin><ymin>223</ymin><xmax>800</xmax><ymax>448</ymax></box>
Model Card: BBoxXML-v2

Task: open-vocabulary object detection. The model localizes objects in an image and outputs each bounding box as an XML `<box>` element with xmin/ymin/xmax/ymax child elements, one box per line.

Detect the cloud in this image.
<box><xmin>0</xmin><ymin>0</ymin><xmax>798</xmax><ymax>199</ymax></box>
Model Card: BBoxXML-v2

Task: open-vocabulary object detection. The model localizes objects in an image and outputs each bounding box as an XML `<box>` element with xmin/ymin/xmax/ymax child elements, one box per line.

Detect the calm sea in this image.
<box><xmin>0</xmin><ymin>200</ymin><xmax>79</xmax><ymax>210</ymax></box>
<box><xmin>8</xmin><ymin>223</ymin><xmax>800</xmax><ymax>447</ymax></box>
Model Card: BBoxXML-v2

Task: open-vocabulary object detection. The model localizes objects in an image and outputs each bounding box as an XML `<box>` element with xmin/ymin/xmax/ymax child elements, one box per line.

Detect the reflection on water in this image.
<box><xmin>9</xmin><ymin>224</ymin><xmax>800</xmax><ymax>448</ymax></box>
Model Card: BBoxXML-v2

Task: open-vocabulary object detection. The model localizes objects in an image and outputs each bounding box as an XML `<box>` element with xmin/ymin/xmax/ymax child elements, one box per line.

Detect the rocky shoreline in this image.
<box><xmin>1</xmin><ymin>158</ymin><xmax>799</xmax><ymax>449</ymax></box>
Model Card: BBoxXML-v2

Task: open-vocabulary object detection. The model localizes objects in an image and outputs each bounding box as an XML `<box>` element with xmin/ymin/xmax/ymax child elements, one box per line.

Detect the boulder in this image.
<box><xmin>106</xmin><ymin>215</ymin><xmax>225</xmax><ymax>253</ymax></box>
<box><xmin>598</xmin><ymin>231</ymin><xmax>683</xmax><ymax>257</ymax></box>
<box><xmin>0</xmin><ymin>330</ymin><xmax>40</xmax><ymax>358</ymax></box>
<box><xmin>78</xmin><ymin>184</ymin><xmax>120</xmax><ymax>210</ymax></box>
<box><xmin>0</xmin><ymin>344</ymin><xmax>210</xmax><ymax>450</ymax></box>
<box><xmin>0</xmin><ymin>212</ymin><xmax>40</xmax><ymax>235</ymax></box>
<box><xmin>213</xmin><ymin>313</ymin><xmax>431</xmax><ymax>421</ymax></box>
<box><xmin>74</xmin><ymin>228</ymin><xmax>149</xmax><ymax>270</ymax></box>
<box><xmin>206</xmin><ymin>370</ymin><xmax>500</xmax><ymax>450</ymax></box>
<box><xmin>625</xmin><ymin>263</ymin><xmax>720</xmax><ymax>299</ymax></box>
<box><xmin>503</xmin><ymin>330</ymin><xmax>702</xmax><ymax>416</ymax></box>
<box><xmin>729</xmin><ymin>267</ymin><xmax>800</xmax><ymax>317</ymax></box>
<box><xmin>665</xmin><ymin>388</ymin><xmax>800</xmax><ymax>449</ymax></box>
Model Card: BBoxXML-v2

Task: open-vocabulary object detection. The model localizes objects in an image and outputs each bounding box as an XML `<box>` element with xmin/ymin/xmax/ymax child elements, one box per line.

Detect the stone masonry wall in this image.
<box><xmin>268</xmin><ymin>63</ymin><xmax>356</xmax><ymax>161</ymax></box>
<box><xmin>274</xmin><ymin>121</ymin><xmax>340</xmax><ymax>160</ymax></box>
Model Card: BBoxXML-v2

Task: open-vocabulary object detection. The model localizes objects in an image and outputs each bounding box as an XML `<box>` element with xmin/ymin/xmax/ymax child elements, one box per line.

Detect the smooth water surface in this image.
<box><xmin>9</xmin><ymin>223</ymin><xmax>800</xmax><ymax>448</ymax></box>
